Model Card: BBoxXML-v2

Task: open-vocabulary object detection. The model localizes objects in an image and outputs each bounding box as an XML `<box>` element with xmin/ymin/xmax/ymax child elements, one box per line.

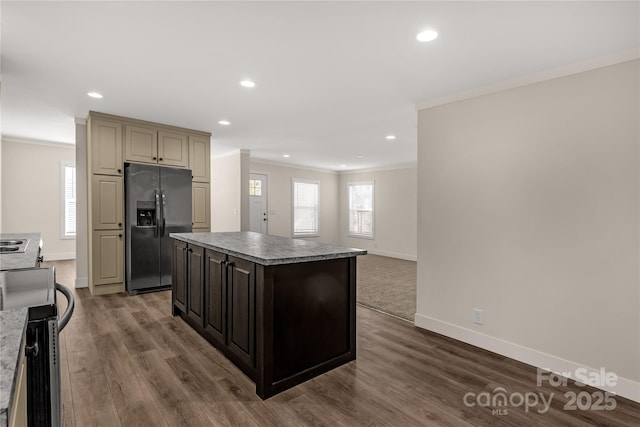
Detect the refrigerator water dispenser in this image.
<box><xmin>136</xmin><ymin>201</ymin><xmax>156</xmax><ymax>226</ymax></box>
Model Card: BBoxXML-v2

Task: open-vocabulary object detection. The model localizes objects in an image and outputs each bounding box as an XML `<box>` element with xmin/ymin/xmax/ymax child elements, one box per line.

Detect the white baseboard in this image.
<box><xmin>367</xmin><ymin>249</ymin><xmax>417</xmax><ymax>262</ymax></box>
<box><xmin>43</xmin><ymin>252</ymin><xmax>75</xmax><ymax>261</ymax></box>
<box><xmin>414</xmin><ymin>313</ymin><xmax>640</xmax><ymax>403</ymax></box>
<box><xmin>75</xmin><ymin>277</ymin><xmax>88</xmax><ymax>288</ymax></box>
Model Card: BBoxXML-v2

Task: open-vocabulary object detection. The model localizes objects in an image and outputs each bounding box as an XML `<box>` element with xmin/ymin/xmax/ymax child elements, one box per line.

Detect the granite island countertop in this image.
<box><xmin>170</xmin><ymin>232</ymin><xmax>367</xmax><ymax>266</ymax></box>
<box><xmin>0</xmin><ymin>232</ymin><xmax>41</xmax><ymax>271</ymax></box>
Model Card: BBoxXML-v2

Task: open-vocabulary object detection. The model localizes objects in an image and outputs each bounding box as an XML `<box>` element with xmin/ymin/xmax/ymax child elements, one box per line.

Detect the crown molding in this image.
<box><xmin>337</xmin><ymin>162</ymin><xmax>417</xmax><ymax>175</ymax></box>
<box><xmin>416</xmin><ymin>48</ymin><xmax>640</xmax><ymax>111</ymax></box>
<box><xmin>250</xmin><ymin>158</ymin><xmax>339</xmax><ymax>175</ymax></box>
<box><xmin>1</xmin><ymin>135</ymin><xmax>75</xmax><ymax>149</ymax></box>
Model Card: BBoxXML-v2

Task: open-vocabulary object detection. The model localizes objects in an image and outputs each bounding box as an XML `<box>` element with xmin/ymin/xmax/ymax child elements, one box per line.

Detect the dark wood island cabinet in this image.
<box><xmin>170</xmin><ymin>232</ymin><xmax>366</xmax><ymax>399</ymax></box>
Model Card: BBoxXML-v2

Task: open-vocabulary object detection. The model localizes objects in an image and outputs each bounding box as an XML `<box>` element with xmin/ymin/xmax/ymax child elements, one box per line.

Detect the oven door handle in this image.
<box><xmin>55</xmin><ymin>283</ymin><xmax>75</xmax><ymax>332</ymax></box>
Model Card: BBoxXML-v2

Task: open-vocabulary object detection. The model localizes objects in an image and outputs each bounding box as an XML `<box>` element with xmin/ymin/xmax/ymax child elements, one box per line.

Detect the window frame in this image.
<box><xmin>61</xmin><ymin>161</ymin><xmax>76</xmax><ymax>239</ymax></box>
<box><xmin>291</xmin><ymin>178</ymin><xmax>320</xmax><ymax>238</ymax></box>
<box><xmin>348</xmin><ymin>181</ymin><xmax>375</xmax><ymax>239</ymax></box>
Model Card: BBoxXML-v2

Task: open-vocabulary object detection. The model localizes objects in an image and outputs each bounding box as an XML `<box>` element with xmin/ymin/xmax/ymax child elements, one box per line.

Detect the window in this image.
<box><xmin>348</xmin><ymin>182</ymin><xmax>374</xmax><ymax>238</ymax></box>
<box><xmin>292</xmin><ymin>179</ymin><xmax>319</xmax><ymax>237</ymax></box>
<box><xmin>61</xmin><ymin>162</ymin><xmax>76</xmax><ymax>238</ymax></box>
<box><xmin>249</xmin><ymin>179</ymin><xmax>262</xmax><ymax>196</ymax></box>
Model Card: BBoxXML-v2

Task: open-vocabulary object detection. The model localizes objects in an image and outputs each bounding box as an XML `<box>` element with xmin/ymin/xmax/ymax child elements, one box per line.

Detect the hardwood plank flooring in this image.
<box><xmin>47</xmin><ymin>261</ymin><xmax>640</xmax><ymax>426</ymax></box>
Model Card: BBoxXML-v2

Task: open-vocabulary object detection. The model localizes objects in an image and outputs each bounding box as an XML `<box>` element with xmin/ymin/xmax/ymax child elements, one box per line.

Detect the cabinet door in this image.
<box><xmin>192</xmin><ymin>183</ymin><xmax>211</xmax><ymax>230</ymax></box>
<box><xmin>189</xmin><ymin>135</ymin><xmax>210</xmax><ymax>182</ymax></box>
<box><xmin>91</xmin><ymin>175</ymin><xmax>123</xmax><ymax>230</ymax></box>
<box><xmin>204</xmin><ymin>249</ymin><xmax>226</xmax><ymax>346</ymax></box>
<box><xmin>158</xmin><ymin>131</ymin><xmax>188</xmax><ymax>168</ymax></box>
<box><xmin>227</xmin><ymin>256</ymin><xmax>255</xmax><ymax>370</ymax></box>
<box><xmin>172</xmin><ymin>240</ymin><xmax>188</xmax><ymax>313</ymax></box>
<box><xmin>90</xmin><ymin>118</ymin><xmax>123</xmax><ymax>176</ymax></box>
<box><xmin>9</xmin><ymin>334</ymin><xmax>27</xmax><ymax>427</ymax></box>
<box><xmin>125</xmin><ymin>125</ymin><xmax>158</xmax><ymax>164</ymax></box>
<box><xmin>92</xmin><ymin>230</ymin><xmax>124</xmax><ymax>285</ymax></box>
<box><xmin>187</xmin><ymin>244</ymin><xmax>205</xmax><ymax>326</ymax></box>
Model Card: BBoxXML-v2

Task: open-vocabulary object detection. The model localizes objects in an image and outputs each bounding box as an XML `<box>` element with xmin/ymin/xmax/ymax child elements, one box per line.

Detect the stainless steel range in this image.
<box><xmin>0</xmin><ymin>267</ymin><xmax>74</xmax><ymax>427</ymax></box>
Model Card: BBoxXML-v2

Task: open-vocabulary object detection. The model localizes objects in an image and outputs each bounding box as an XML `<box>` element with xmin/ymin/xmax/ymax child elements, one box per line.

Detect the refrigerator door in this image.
<box><xmin>125</xmin><ymin>163</ymin><xmax>161</xmax><ymax>293</ymax></box>
<box><xmin>159</xmin><ymin>167</ymin><xmax>192</xmax><ymax>287</ymax></box>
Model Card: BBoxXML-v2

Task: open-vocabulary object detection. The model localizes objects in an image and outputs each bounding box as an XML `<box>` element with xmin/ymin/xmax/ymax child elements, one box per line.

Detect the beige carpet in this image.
<box><xmin>356</xmin><ymin>254</ymin><xmax>416</xmax><ymax>322</ymax></box>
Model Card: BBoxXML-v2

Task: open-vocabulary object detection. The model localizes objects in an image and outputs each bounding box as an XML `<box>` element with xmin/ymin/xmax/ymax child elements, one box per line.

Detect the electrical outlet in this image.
<box><xmin>473</xmin><ymin>308</ymin><xmax>483</xmax><ymax>325</ymax></box>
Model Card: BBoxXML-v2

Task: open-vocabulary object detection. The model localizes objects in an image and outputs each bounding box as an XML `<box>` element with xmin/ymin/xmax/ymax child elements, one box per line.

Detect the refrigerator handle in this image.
<box><xmin>161</xmin><ymin>190</ymin><xmax>167</xmax><ymax>236</ymax></box>
<box><xmin>154</xmin><ymin>189</ymin><xmax>160</xmax><ymax>238</ymax></box>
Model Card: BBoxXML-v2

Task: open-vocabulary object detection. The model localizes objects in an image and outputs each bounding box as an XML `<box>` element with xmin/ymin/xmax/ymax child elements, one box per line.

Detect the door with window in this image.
<box><xmin>249</xmin><ymin>174</ymin><xmax>268</xmax><ymax>234</ymax></box>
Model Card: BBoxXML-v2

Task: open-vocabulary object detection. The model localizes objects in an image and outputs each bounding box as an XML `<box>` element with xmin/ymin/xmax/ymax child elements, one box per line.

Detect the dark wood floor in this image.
<box><xmin>50</xmin><ymin>262</ymin><xmax>640</xmax><ymax>426</ymax></box>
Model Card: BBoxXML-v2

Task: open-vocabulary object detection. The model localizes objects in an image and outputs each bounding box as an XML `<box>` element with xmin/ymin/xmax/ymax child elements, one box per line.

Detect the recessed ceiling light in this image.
<box><xmin>385</xmin><ymin>135</ymin><xmax>396</xmax><ymax>140</ymax></box>
<box><xmin>87</xmin><ymin>92</ymin><xmax>103</xmax><ymax>99</ymax></box>
<box><xmin>218</xmin><ymin>120</ymin><xmax>230</xmax><ymax>125</ymax></box>
<box><xmin>283</xmin><ymin>154</ymin><xmax>290</xmax><ymax>158</ymax></box>
<box><xmin>356</xmin><ymin>155</ymin><xmax>364</xmax><ymax>158</ymax></box>
<box><xmin>240</xmin><ymin>80</ymin><xmax>256</xmax><ymax>88</ymax></box>
<box><xmin>417</xmin><ymin>29</ymin><xmax>438</xmax><ymax>42</ymax></box>
<box><xmin>340</xmin><ymin>164</ymin><xmax>347</xmax><ymax>168</ymax></box>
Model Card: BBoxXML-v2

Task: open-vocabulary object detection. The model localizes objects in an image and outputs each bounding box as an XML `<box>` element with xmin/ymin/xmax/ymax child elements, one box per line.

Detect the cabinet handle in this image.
<box><xmin>152</xmin><ymin>156</ymin><xmax>157</xmax><ymax>160</ymax></box>
<box><xmin>227</xmin><ymin>261</ymin><xmax>234</xmax><ymax>267</ymax></box>
<box><xmin>117</xmin><ymin>168</ymin><xmax>122</xmax><ymax>174</ymax></box>
<box><xmin>118</xmin><ymin>222</ymin><xmax>122</xmax><ymax>227</ymax></box>
<box><xmin>118</xmin><ymin>233</ymin><xmax>123</xmax><ymax>238</ymax></box>
<box><xmin>159</xmin><ymin>157</ymin><xmax>164</xmax><ymax>161</ymax></box>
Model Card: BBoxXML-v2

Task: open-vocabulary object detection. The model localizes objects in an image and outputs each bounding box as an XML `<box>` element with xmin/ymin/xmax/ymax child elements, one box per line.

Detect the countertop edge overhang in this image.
<box><xmin>170</xmin><ymin>231</ymin><xmax>367</xmax><ymax>266</ymax></box>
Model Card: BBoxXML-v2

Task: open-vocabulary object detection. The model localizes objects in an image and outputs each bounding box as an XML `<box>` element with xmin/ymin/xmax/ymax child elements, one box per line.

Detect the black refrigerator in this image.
<box><xmin>124</xmin><ymin>163</ymin><xmax>192</xmax><ymax>294</ymax></box>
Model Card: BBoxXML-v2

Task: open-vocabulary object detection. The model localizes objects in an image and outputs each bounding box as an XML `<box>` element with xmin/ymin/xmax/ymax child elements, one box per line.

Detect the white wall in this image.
<box><xmin>2</xmin><ymin>139</ymin><xmax>76</xmax><ymax>260</ymax></box>
<box><xmin>416</xmin><ymin>59</ymin><xmax>639</xmax><ymax>400</ymax></box>
<box><xmin>338</xmin><ymin>167</ymin><xmax>417</xmax><ymax>260</ymax></box>
<box><xmin>211</xmin><ymin>150</ymin><xmax>250</xmax><ymax>232</ymax></box>
<box><xmin>249</xmin><ymin>160</ymin><xmax>340</xmax><ymax>244</ymax></box>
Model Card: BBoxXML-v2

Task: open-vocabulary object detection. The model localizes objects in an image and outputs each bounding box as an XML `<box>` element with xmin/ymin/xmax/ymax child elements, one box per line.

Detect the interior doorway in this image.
<box><xmin>249</xmin><ymin>173</ymin><xmax>268</xmax><ymax>233</ymax></box>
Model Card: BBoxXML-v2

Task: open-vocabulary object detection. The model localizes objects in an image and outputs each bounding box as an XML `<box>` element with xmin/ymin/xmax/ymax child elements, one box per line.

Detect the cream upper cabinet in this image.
<box><xmin>91</xmin><ymin>175</ymin><xmax>123</xmax><ymax>230</ymax></box>
<box><xmin>189</xmin><ymin>135</ymin><xmax>210</xmax><ymax>182</ymax></box>
<box><xmin>192</xmin><ymin>182</ymin><xmax>211</xmax><ymax>230</ymax></box>
<box><xmin>125</xmin><ymin>126</ymin><xmax>189</xmax><ymax>168</ymax></box>
<box><xmin>125</xmin><ymin>125</ymin><xmax>158</xmax><ymax>164</ymax></box>
<box><xmin>92</xmin><ymin>230</ymin><xmax>124</xmax><ymax>285</ymax></box>
<box><xmin>158</xmin><ymin>131</ymin><xmax>189</xmax><ymax>168</ymax></box>
<box><xmin>91</xmin><ymin>118</ymin><xmax>123</xmax><ymax>176</ymax></box>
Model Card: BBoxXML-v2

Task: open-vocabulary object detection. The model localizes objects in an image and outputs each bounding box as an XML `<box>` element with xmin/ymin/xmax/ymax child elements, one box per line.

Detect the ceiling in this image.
<box><xmin>1</xmin><ymin>1</ymin><xmax>638</xmax><ymax>172</ymax></box>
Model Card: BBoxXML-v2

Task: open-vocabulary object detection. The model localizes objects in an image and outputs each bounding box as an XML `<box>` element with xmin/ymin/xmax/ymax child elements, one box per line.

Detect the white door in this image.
<box><xmin>249</xmin><ymin>173</ymin><xmax>268</xmax><ymax>233</ymax></box>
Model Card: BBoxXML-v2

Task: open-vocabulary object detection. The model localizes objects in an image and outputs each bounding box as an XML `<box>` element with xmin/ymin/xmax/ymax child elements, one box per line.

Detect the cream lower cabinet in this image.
<box><xmin>192</xmin><ymin>182</ymin><xmax>211</xmax><ymax>230</ymax></box>
<box><xmin>9</xmin><ymin>335</ymin><xmax>27</xmax><ymax>427</ymax></box>
<box><xmin>92</xmin><ymin>230</ymin><xmax>124</xmax><ymax>286</ymax></box>
<box><xmin>91</xmin><ymin>175</ymin><xmax>123</xmax><ymax>230</ymax></box>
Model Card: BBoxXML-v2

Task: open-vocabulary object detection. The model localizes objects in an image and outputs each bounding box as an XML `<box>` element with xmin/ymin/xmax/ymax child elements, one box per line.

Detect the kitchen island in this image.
<box><xmin>169</xmin><ymin>232</ymin><xmax>366</xmax><ymax>399</ymax></box>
